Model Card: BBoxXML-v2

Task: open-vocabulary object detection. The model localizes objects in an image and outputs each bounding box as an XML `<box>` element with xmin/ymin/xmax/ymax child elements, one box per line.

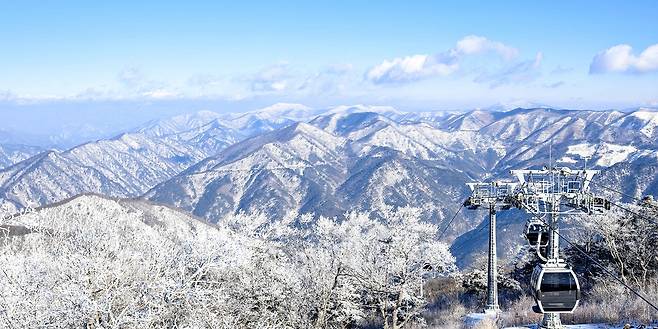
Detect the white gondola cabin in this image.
<box><xmin>530</xmin><ymin>261</ymin><xmax>580</xmax><ymax>313</ymax></box>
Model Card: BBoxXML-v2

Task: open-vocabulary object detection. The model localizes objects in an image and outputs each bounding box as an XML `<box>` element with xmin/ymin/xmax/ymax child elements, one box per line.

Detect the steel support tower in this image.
<box><xmin>485</xmin><ymin>203</ymin><xmax>498</xmax><ymax>313</ymax></box>
<box><xmin>464</xmin><ymin>181</ymin><xmax>517</xmax><ymax>314</ymax></box>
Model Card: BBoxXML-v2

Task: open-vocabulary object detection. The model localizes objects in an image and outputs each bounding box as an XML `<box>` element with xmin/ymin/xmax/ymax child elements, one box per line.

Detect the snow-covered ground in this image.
<box><xmin>505</xmin><ymin>325</ymin><xmax>647</xmax><ymax>329</ymax></box>
<box><xmin>465</xmin><ymin>312</ymin><xmax>656</xmax><ymax>329</ymax></box>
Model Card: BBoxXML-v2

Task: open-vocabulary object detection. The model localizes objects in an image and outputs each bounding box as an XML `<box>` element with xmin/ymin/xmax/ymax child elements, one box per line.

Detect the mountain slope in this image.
<box><xmin>219</xmin><ymin>103</ymin><xmax>324</xmax><ymax>137</ymax></box>
<box><xmin>137</xmin><ymin>110</ymin><xmax>225</xmax><ymax>137</ymax></box>
<box><xmin>145</xmin><ymin>122</ymin><xmax>348</xmax><ymax>221</ymax></box>
<box><xmin>594</xmin><ymin>156</ymin><xmax>658</xmax><ymax>203</ymax></box>
<box><xmin>0</xmin><ymin>133</ymin><xmax>207</xmax><ymax>214</ymax></box>
<box><xmin>145</xmin><ymin>107</ymin><xmax>658</xmax><ymax>268</ymax></box>
<box><xmin>146</xmin><ymin>117</ymin><xmax>474</xmax><ymax>231</ymax></box>
<box><xmin>337</xmin><ymin>147</ymin><xmax>472</xmax><ymax>234</ymax></box>
<box><xmin>312</xmin><ymin>111</ymin><xmax>506</xmax><ymax>174</ymax></box>
<box><xmin>4</xmin><ymin>104</ymin><xmax>658</xmax><ymax>269</ymax></box>
<box><xmin>0</xmin><ymin>143</ymin><xmax>43</xmax><ymax>169</ymax></box>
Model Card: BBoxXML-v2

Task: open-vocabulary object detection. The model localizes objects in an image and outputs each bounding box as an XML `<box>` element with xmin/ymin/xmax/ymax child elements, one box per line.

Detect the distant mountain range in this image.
<box><xmin>0</xmin><ymin>133</ymin><xmax>209</xmax><ymax>214</ymax></box>
<box><xmin>0</xmin><ymin>143</ymin><xmax>43</xmax><ymax>168</ymax></box>
<box><xmin>144</xmin><ymin>106</ymin><xmax>658</xmax><ymax>233</ymax></box>
<box><xmin>1</xmin><ymin>103</ymin><xmax>658</xmax><ymax>266</ymax></box>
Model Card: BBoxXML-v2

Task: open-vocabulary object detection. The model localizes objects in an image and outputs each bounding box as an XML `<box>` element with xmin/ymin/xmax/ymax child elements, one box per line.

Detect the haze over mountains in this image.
<box><xmin>1</xmin><ymin>103</ymin><xmax>658</xmax><ymax>265</ymax></box>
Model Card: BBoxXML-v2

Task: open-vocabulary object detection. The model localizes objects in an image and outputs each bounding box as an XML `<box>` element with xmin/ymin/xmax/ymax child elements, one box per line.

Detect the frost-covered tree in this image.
<box><xmin>338</xmin><ymin>207</ymin><xmax>456</xmax><ymax>329</ymax></box>
<box><xmin>568</xmin><ymin>199</ymin><xmax>658</xmax><ymax>289</ymax></box>
<box><xmin>0</xmin><ymin>196</ymin><xmax>456</xmax><ymax>328</ymax></box>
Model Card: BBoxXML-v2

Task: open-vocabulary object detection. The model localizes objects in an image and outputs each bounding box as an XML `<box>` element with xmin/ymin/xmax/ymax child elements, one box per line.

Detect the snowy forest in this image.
<box><xmin>1</xmin><ymin>196</ymin><xmax>455</xmax><ymax>328</ymax></box>
<box><xmin>1</xmin><ymin>194</ymin><xmax>657</xmax><ymax>328</ymax></box>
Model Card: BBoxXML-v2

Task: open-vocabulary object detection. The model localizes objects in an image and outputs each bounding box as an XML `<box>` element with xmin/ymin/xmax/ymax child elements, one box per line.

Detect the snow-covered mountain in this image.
<box><xmin>137</xmin><ymin>110</ymin><xmax>226</xmax><ymax>137</ymax></box>
<box><xmin>144</xmin><ymin>106</ymin><xmax>658</xmax><ymax>238</ymax></box>
<box><xmin>145</xmin><ymin>115</ymin><xmax>473</xmax><ymax>237</ymax></box>
<box><xmin>310</xmin><ymin>111</ymin><xmax>504</xmax><ymax>170</ymax></box>
<box><xmin>0</xmin><ymin>143</ymin><xmax>43</xmax><ymax>169</ymax></box>
<box><xmin>170</xmin><ymin>119</ymin><xmax>242</xmax><ymax>156</ymax></box>
<box><xmin>0</xmin><ymin>133</ymin><xmax>208</xmax><ymax>214</ymax></box>
<box><xmin>488</xmin><ymin>109</ymin><xmax>658</xmax><ymax>172</ymax></box>
<box><xmin>324</xmin><ymin>104</ymin><xmax>408</xmax><ymax>121</ymax></box>
<box><xmin>218</xmin><ymin>103</ymin><xmax>325</xmax><ymax>137</ymax></box>
<box><xmin>137</xmin><ymin>104</ymin><xmax>326</xmax><ymax>153</ymax></box>
<box><xmin>595</xmin><ymin>156</ymin><xmax>658</xmax><ymax>203</ymax></box>
<box><xmin>145</xmin><ymin>122</ymin><xmax>350</xmax><ymax>221</ymax></box>
<box><xmin>3</xmin><ymin>104</ymin><xmax>658</xmax><ymax>248</ymax></box>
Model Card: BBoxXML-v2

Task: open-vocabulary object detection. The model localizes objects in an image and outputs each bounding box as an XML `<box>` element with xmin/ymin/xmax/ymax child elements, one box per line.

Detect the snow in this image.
<box><xmin>242</xmin><ymin>102</ymin><xmax>313</xmax><ymax>120</ymax></box>
<box><xmin>326</xmin><ymin>104</ymin><xmax>397</xmax><ymax>113</ymax></box>
<box><xmin>0</xmin><ymin>195</ymin><xmax>455</xmax><ymax>328</ymax></box>
<box><xmin>504</xmin><ymin>324</ymin><xmax>635</xmax><ymax>329</ymax></box>
<box><xmin>221</xmin><ymin>103</ymin><xmax>321</xmax><ymax>133</ymax></box>
<box><xmin>0</xmin><ymin>132</ymin><xmax>209</xmax><ymax>212</ymax></box>
<box><xmin>567</xmin><ymin>143</ymin><xmax>597</xmax><ymax>158</ymax></box>
<box><xmin>138</xmin><ymin>110</ymin><xmax>224</xmax><ymax>137</ymax></box>
<box><xmin>3</xmin><ymin>103</ymin><xmax>658</xmax><ymax>326</ymax></box>
<box><xmin>560</xmin><ymin>156</ymin><xmax>579</xmax><ymax>164</ymax></box>
<box><xmin>565</xmin><ymin>142</ymin><xmax>639</xmax><ymax>167</ymax></box>
<box><xmin>0</xmin><ymin>143</ymin><xmax>43</xmax><ymax>169</ymax></box>
<box><xmin>595</xmin><ymin>143</ymin><xmax>638</xmax><ymax>167</ymax></box>
<box><xmin>464</xmin><ymin>312</ymin><xmax>497</xmax><ymax>328</ymax></box>
<box><xmin>630</xmin><ymin>110</ymin><xmax>658</xmax><ymax>138</ymax></box>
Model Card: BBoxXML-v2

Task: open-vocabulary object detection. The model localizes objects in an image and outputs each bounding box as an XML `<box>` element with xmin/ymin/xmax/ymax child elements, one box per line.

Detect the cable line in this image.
<box><xmin>554</xmin><ymin>227</ymin><xmax>658</xmax><ymax>312</ymax></box>
<box><xmin>590</xmin><ymin>180</ymin><xmax>658</xmax><ymax>211</ymax></box>
<box><xmin>438</xmin><ymin>200</ymin><xmax>465</xmax><ymax>239</ymax></box>
<box><xmin>607</xmin><ymin>200</ymin><xmax>658</xmax><ymax>226</ymax></box>
<box><xmin>449</xmin><ymin>220</ymin><xmax>487</xmax><ymax>253</ymax></box>
<box><xmin>439</xmin><ymin>189</ymin><xmax>476</xmax><ymax>240</ymax></box>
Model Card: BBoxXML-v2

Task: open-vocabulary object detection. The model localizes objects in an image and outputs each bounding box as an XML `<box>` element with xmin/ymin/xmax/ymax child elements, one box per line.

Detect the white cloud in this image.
<box><xmin>0</xmin><ymin>90</ymin><xmax>17</xmax><ymax>101</ymax></box>
<box><xmin>455</xmin><ymin>35</ymin><xmax>518</xmax><ymax>59</ymax></box>
<box><xmin>117</xmin><ymin>67</ymin><xmax>145</xmax><ymax>87</ymax></box>
<box><xmin>141</xmin><ymin>89</ymin><xmax>178</xmax><ymax>99</ymax></box>
<box><xmin>474</xmin><ymin>52</ymin><xmax>543</xmax><ymax>87</ymax></box>
<box><xmin>544</xmin><ymin>81</ymin><xmax>565</xmax><ymax>89</ymax></box>
<box><xmin>187</xmin><ymin>74</ymin><xmax>223</xmax><ymax>87</ymax></box>
<box><xmin>240</xmin><ymin>62</ymin><xmax>358</xmax><ymax>98</ymax></box>
<box><xmin>590</xmin><ymin>43</ymin><xmax>658</xmax><ymax>74</ymax></box>
<box><xmin>294</xmin><ymin>64</ymin><xmax>357</xmax><ymax>97</ymax></box>
<box><xmin>324</xmin><ymin>63</ymin><xmax>353</xmax><ymax>75</ymax></box>
<box><xmin>116</xmin><ymin>67</ymin><xmax>171</xmax><ymax>98</ymax></box>
<box><xmin>247</xmin><ymin>63</ymin><xmax>292</xmax><ymax>92</ymax></box>
<box><xmin>365</xmin><ymin>35</ymin><xmax>519</xmax><ymax>84</ymax></box>
<box><xmin>365</xmin><ymin>54</ymin><xmax>459</xmax><ymax>84</ymax></box>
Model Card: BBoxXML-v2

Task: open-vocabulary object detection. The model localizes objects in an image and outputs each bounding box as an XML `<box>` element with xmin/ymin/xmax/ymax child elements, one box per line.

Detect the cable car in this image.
<box><xmin>591</xmin><ymin>197</ymin><xmax>611</xmax><ymax>212</ymax></box>
<box><xmin>572</xmin><ymin>195</ymin><xmax>611</xmax><ymax>214</ymax></box>
<box><xmin>530</xmin><ymin>261</ymin><xmax>580</xmax><ymax>313</ymax></box>
<box><xmin>524</xmin><ymin>219</ymin><xmax>549</xmax><ymax>247</ymax></box>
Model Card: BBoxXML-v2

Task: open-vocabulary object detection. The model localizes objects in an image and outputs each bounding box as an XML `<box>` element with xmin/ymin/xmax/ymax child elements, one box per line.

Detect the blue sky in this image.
<box><xmin>1</xmin><ymin>0</ymin><xmax>657</xmax><ymax>123</ymax></box>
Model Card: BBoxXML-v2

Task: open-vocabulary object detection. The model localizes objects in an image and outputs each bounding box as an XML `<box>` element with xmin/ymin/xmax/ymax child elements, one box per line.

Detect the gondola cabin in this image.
<box><xmin>530</xmin><ymin>261</ymin><xmax>580</xmax><ymax>313</ymax></box>
<box><xmin>525</xmin><ymin>219</ymin><xmax>549</xmax><ymax>247</ymax></box>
